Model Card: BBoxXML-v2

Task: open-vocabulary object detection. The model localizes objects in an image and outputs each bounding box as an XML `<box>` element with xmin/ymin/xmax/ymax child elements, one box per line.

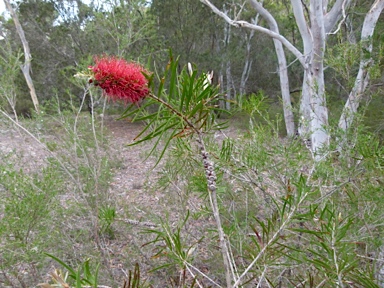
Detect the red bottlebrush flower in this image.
<box><xmin>89</xmin><ymin>56</ymin><xmax>150</xmax><ymax>103</ymax></box>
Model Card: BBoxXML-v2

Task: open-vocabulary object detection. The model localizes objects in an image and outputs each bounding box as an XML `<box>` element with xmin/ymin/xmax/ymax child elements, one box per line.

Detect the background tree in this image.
<box><xmin>201</xmin><ymin>0</ymin><xmax>384</xmax><ymax>159</ymax></box>
<box><xmin>1</xmin><ymin>0</ymin><xmax>159</xmax><ymax>113</ymax></box>
<box><xmin>249</xmin><ymin>0</ymin><xmax>295</xmax><ymax>136</ymax></box>
<box><xmin>3</xmin><ymin>0</ymin><xmax>39</xmax><ymax>113</ymax></box>
<box><xmin>1</xmin><ymin>0</ymin><xmax>382</xmax><ymax>139</ymax></box>
<box><xmin>0</xmin><ymin>0</ymin><xmax>383</xmax><ymax>287</ymax></box>
<box><xmin>0</xmin><ymin>36</ymin><xmax>22</xmax><ymax>120</ymax></box>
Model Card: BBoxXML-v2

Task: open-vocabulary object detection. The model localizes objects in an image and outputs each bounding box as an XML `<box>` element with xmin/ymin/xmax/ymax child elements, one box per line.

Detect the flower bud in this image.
<box><xmin>208</xmin><ymin>175</ymin><xmax>217</xmax><ymax>182</ymax></box>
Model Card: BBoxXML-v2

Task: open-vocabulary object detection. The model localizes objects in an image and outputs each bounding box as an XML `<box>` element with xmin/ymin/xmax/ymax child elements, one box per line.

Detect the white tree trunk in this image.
<box><xmin>239</xmin><ymin>52</ymin><xmax>252</xmax><ymax>96</ymax></box>
<box><xmin>249</xmin><ymin>0</ymin><xmax>295</xmax><ymax>136</ymax></box>
<box><xmin>239</xmin><ymin>28</ymin><xmax>255</xmax><ymax>96</ymax></box>
<box><xmin>225</xmin><ymin>59</ymin><xmax>232</xmax><ymax>111</ymax></box>
<box><xmin>291</xmin><ymin>0</ymin><xmax>330</xmax><ymax>157</ymax></box>
<box><xmin>308</xmin><ymin>0</ymin><xmax>329</xmax><ymax>157</ymax></box>
<box><xmin>200</xmin><ymin>0</ymin><xmax>306</xmax><ymax>65</ymax></box>
<box><xmin>338</xmin><ymin>0</ymin><xmax>384</xmax><ymax>132</ymax></box>
<box><xmin>4</xmin><ymin>0</ymin><xmax>40</xmax><ymax>114</ymax></box>
<box><xmin>223</xmin><ymin>6</ymin><xmax>232</xmax><ymax>111</ymax></box>
<box><xmin>201</xmin><ymin>0</ymin><xmax>381</xmax><ymax>160</ymax></box>
<box><xmin>291</xmin><ymin>0</ymin><xmax>313</xmax><ymax>141</ymax></box>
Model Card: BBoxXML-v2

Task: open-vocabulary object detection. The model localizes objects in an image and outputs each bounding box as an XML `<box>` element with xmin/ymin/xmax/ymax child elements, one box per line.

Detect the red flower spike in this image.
<box><xmin>89</xmin><ymin>56</ymin><xmax>150</xmax><ymax>103</ymax></box>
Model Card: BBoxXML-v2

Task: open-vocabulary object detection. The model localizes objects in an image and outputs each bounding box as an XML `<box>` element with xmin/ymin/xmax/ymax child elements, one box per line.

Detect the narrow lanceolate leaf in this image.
<box><xmin>168</xmin><ymin>58</ymin><xmax>180</xmax><ymax>101</ymax></box>
<box><xmin>288</xmin><ymin>227</ymin><xmax>327</xmax><ymax>238</ymax></box>
<box><xmin>44</xmin><ymin>253</ymin><xmax>76</xmax><ymax>276</ymax></box>
<box><xmin>182</xmin><ymin>70</ymin><xmax>197</xmax><ymax>111</ymax></box>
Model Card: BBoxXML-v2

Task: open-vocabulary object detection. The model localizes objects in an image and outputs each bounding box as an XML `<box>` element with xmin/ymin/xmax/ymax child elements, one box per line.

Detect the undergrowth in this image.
<box><xmin>0</xmin><ymin>57</ymin><xmax>383</xmax><ymax>288</ymax></box>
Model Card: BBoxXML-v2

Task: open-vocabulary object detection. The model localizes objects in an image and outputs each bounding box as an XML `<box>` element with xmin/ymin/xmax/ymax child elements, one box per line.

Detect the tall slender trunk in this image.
<box><xmin>291</xmin><ymin>0</ymin><xmax>313</xmax><ymax>141</ymax></box>
<box><xmin>239</xmin><ymin>12</ymin><xmax>260</xmax><ymax>97</ymax></box>
<box><xmin>292</xmin><ymin>0</ymin><xmax>329</xmax><ymax>157</ymax></box>
<box><xmin>4</xmin><ymin>0</ymin><xmax>39</xmax><ymax>114</ymax></box>
<box><xmin>249</xmin><ymin>0</ymin><xmax>295</xmax><ymax>136</ymax></box>
<box><xmin>225</xmin><ymin>60</ymin><xmax>232</xmax><ymax>111</ymax></box>
<box><xmin>338</xmin><ymin>0</ymin><xmax>384</xmax><ymax>132</ymax></box>
<box><xmin>308</xmin><ymin>0</ymin><xmax>329</xmax><ymax>158</ymax></box>
<box><xmin>274</xmin><ymin>38</ymin><xmax>295</xmax><ymax>136</ymax></box>
<box><xmin>202</xmin><ymin>0</ymin><xmax>381</xmax><ymax>160</ymax></box>
<box><xmin>239</xmin><ymin>30</ymin><xmax>254</xmax><ymax>96</ymax></box>
<box><xmin>223</xmin><ymin>7</ymin><xmax>232</xmax><ymax>111</ymax></box>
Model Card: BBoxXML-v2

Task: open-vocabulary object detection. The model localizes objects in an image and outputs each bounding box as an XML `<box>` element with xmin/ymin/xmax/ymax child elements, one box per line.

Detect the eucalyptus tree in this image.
<box><xmin>81</xmin><ymin>0</ymin><xmax>158</xmax><ymax>59</ymax></box>
<box><xmin>201</xmin><ymin>0</ymin><xmax>384</xmax><ymax>159</ymax></box>
<box><xmin>338</xmin><ymin>1</ymin><xmax>384</xmax><ymax>133</ymax></box>
<box><xmin>150</xmin><ymin>0</ymin><xmax>218</xmax><ymax>67</ymax></box>
<box><xmin>248</xmin><ymin>0</ymin><xmax>295</xmax><ymax>136</ymax></box>
<box><xmin>3</xmin><ymin>0</ymin><xmax>39</xmax><ymax>113</ymax></box>
<box><xmin>1</xmin><ymin>0</ymin><xmax>158</xmax><ymax>111</ymax></box>
<box><xmin>2</xmin><ymin>0</ymin><xmax>80</xmax><ymax>104</ymax></box>
<box><xmin>0</xmin><ymin>37</ymin><xmax>22</xmax><ymax>120</ymax></box>
<box><xmin>151</xmin><ymin>0</ymin><xmax>270</xmax><ymax>112</ymax></box>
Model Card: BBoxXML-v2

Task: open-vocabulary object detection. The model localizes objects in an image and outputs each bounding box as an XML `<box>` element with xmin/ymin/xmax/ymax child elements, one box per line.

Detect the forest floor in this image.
<box><xmin>0</xmin><ymin>113</ymin><xmax>245</xmax><ymax>287</ymax></box>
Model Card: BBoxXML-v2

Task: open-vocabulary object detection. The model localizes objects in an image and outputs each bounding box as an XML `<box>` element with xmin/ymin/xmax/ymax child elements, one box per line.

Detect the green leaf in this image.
<box><xmin>44</xmin><ymin>253</ymin><xmax>76</xmax><ymax>276</ymax></box>
<box><xmin>75</xmin><ymin>267</ymin><xmax>82</xmax><ymax>288</ymax></box>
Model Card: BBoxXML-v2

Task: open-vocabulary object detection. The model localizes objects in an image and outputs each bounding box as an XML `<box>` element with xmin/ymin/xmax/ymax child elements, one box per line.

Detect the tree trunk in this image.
<box><xmin>201</xmin><ymin>0</ymin><xmax>381</xmax><ymax>160</ymax></box>
<box><xmin>249</xmin><ymin>0</ymin><xmax>295</xmax><ymax>137</ymax></box>
<box><xmin>225</xmin><ymin>60</ymin><xmax>232</xmax><ymax>111</ymax></box>
<box><xmin>239</xmin><ymin>28</ymin><xmax>254</xmax><ymax>96</ymax></box>
<box><xmin>291</xmin><ymin>0</ymin><xmax>312</xmax><ymax>141</ymax></box>
<box><xmin>338</xmin><ymin>0</ymin><xmax>384</xmax><ymax>132</ymax></box>
<box><xmin>4</xmin><ymin>0</ymin><xmax>40</xmax><ymax>114</ymax></box>
<box><xmin>308</xmin><ymin>0</ymin><xmax>329</xmax><ymax>158</ymax></box>
<box><xmin>223</xmin><ymin>8</ymin><xmax>232</xmax><ymax>111</ymax></box>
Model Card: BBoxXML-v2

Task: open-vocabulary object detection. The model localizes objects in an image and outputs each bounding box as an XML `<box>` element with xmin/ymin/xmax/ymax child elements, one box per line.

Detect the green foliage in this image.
<box><xmin>144</xmin><ymin>212</ymin><xmax>197</xmax><ymax>269</ymax></box>
<box><xmin>98</xmin><ymin>205</ymin><xmax>116</xmax><ymax>239</ymax></box>
<box><xmin>0</xmin><ymin>38</ymin><xmax>24</xmax><ymax>116</ymax></box>
<box><xmin>0</xmin><ymin>102</ymin><xmax>118</xmax><ymax>286</ymax></box>
<box><xmin>153</xmin><ymin>110</ymin><xmax>383</xmax><ymax>286</ymax></box>
<box><xmin>2</xmin><ymin>60</ymin><xmax>382</xmax><ymax>285</ymax></box>
<box><xmin>291</xmin><ymin>204</ymin><xmax>363</xmax><ymax>285</ymax></box>
<box><xmin>326</xmin><ymin>40</ymin><xmax>362</xmax><ymax>87</ymax></box>
<box><xmin>0</xmin><ymin>164</ymin><xmax>62</xmax><ymax>244</ymax></box>
<box><xmin>356</xmin><ymin>133</ymin><xmax>384</xmax><ymax>169</ymax></box>
<box><xmin>0</xmin><ymin>160</ymin><xmax>64</xmax><ymax>286</ymax></box>
<box><xmin>1</xmin><ymin>0</ymin><xmax>384</xmax><ymax>283</ymax></box>
<box><xmin>40</xmin><ymin>256</ymin><xmax>150</xmax><ymax>288</ymax></box>
<box><xmin>120</xmin><ymin>53</ymin><xmax>227</xmax><ymax>164</ymax></box>
<box><xmin>1</xmin><ymin>0</ymin><xmax>160</xmax><ymax>106</ymax></box>
<box><xmin>150</xmin><ymin>0</ymin><xmax>218</xmax><ymax>67</ymax></box>
<box><xmin>42</xmin><ymin>254</ymin><xmax>100</xmax><ymax>288</ymax></box>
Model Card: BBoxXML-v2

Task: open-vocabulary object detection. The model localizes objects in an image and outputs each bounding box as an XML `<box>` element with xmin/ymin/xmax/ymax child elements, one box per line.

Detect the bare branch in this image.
<box><xmin>291</xmin><ymin>0</ymin><xmax>312</xmax><ymax>52</ymax></box>
<box><xmin>116</xmin><ymin>218</ymin><xmax>157</xmax><ymax>228</ymax></box>
<box><xmin>200</xmin><ymin>0</ymin><xmax>306</xmax><ymax>67</ymax></box>
<box><xmin>324</xmin><ymin>0</ymin><xmax>353</xmax><ymax>33</ymax></box>
<box><xmin>326</xmin><ymin>0</ymin><xmax>348</xmax><ymax>35</ymax></box>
